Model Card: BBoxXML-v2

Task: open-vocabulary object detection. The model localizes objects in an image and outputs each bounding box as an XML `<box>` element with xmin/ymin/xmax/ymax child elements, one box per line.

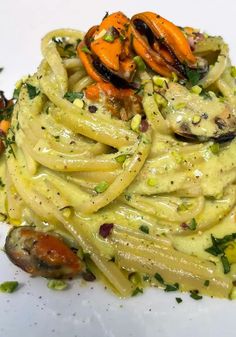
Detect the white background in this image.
<box><xmin>1</xmin><ymin>1</ymin><xmax>236</xmax><ymax>336</ymax></box>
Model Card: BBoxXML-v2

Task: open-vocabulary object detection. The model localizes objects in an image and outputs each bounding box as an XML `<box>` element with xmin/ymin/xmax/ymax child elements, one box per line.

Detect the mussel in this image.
<box><xmin>5</xmin><ymin>226</ymin><xmax>82</xmax><ymax>279</ymax></box>
<box><xmin>163</xmin><ymin>82</ymin><xmax>236</xmax><ymax>142</ymax></box>
<box><xmin>130</xmin><ymin>12</ymin><xmax>201</xmax><ymax>78</ymax></box>
<box><xmin>77</xmin><ymin>11</ymin><xmax>136</xmax><ymax>88</ymax></box>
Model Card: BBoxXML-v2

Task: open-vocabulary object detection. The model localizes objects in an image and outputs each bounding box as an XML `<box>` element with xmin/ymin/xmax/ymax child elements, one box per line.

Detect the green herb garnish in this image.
<box><xmin>0</xmin><ymin>178</ymin><xmax>5</xmax><ymax>188</ymax></box>
<box><xmin>205</xmin><ymin>233</ymin><xmax>236</xmax><ymax>274</ymax></box>
<box><xmin>190</xmin><ymin>290</ymin><xmax>202</xmax><ymax>300</ymax></box>
<box><xmin>186</xmin><ymin>68</ymin><xmax>201</xmax><ymax>86</ymax></box>
<box><xmin>64</xmin><ymin>91</ymin><xmax>84</xmax><ymax>103</ymax></box>
<box><xmin>63</xmin><ymin>43</ymin><xmax>77</xmax><ymax>57</ymax></box>
<box><xmin>124</xmin><ymin>194</ymin><xmax>131</xmax><ymax>201</ymax></box>
<box><xmin>164</xmin><ymin>283</ymin><xmax>179</xmax><ymax>292</ymax></box>
<box><xmin>0</xmin><ymin>128</ymin><xmax>15</xmax><ymax>157</ymax></box>
<box><xmin>47</xmin><ymin>279</ymin><xmax>68</xmax><ymax>291</ymax></box>
<box><xmin>200</xmin><ymin>89</ymin><xmax>212</xmax><ymax>100</ymax></box>
<box><xmin>139</xmin><ymin>225</ymin><xmax>149</xmax><ymax>234</ymax></box>
<box><xmin>175</xmin><ymin>297</ymin><xmax>183</xmax><ymax>304</ymax></box>
<box><xmin>131</xmin><ymin>287</ymin><xmax>143</xmax><ymax>297</ymax></box>
<box><xmin>0</xmin><ymin>68</ymin><xmax>3</xmax><ymax>73</ymax></box>
<box><xmin>0</xmin><ymin>281</ymin><xmax>19</xmax><ymax>293</ymax></box>
<box><xmin>26</xmin><ymin>83</ymin><xmax>40</xmax><ymax>99</ymax></box>
<box><xmin>188</xmin><ymin>218</ymin><xmax>197</xmax><ymax>231</ymax></box>
<box><xmin>154</xmin><ymin>273</ymin><xmax>164</xmax><ymax>284</ymax></box>
<box><xmin>205</xmin><ymin>233</ymin><xmax>236</xmax><ymax>256</ymax></box>
<box><xmin>13</xmin><ymin>88</ymin><xmax>20</xmax><ymax>100</ymax></box>
<box><xmin>204</xmin><ymin>280</ymin><xmax>210</xmax><ymax>287</ymax></box>
<box><xmin>221</xmin><ymin>255</ymin><xmax>230</xmax><ymax>274</ymax></box>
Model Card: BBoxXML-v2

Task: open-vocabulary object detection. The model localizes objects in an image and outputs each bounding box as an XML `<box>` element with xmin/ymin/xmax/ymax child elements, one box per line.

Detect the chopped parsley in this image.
<box><xmin>13</xmin><ymin>88</ymin><xmax>20</xmax><ymax>100</ymax></box>
<box><xmin>0</xmin><ymin>128</ymin><xmax>15</xmax><ymax>157</ymax></box>
<box><xmin>0</xmin><ymin>178</ymin><xmax>5</xmax><ymax>188</ymax></box>
<box><xmin>52</xmin><ymin>37</ymin><xmax>77</xmax><ymax>57</ymax></box>
<box><xmin>131</xmin><ymin>287</ymin><xmax>143</xmax><ymax>297</ymax></box>
<box><xmin>139</xmin><ymin>225</ymin><xmax>149</xmax><ymax>234</ymax></box>
<box><xmin>63</xmin><ymin>43</ymin><xmax>77</xmax><ymax>57</ymax></box>
<box><xmin>190</xmin><ymin>290</ymin><xmax>202</xmax><ymax>300</ymax></box>
<box><xmin>26</xmin><ymin>83</ymin><xmax>40</xmax><ymax>99</ymax></box>
<box><xmin>64</xmin><ymin>91</ymin><xmax>84</xmax><ymax>103</ymax></box>
<box><xmin>186</xmin><ymin>68</ymin><xmax>201</xmax><ymax>86</ymax></box>
<box><xmin>205</xmin><ymin>233</ymin><xmax>236</xmax><ymax>256</ymax></box>
<box><xmin>164</xmin><ymin>283</ymin><xmax>179</xmax><ymax>292</ymax></box>
<box><xmin>0</xmin><ymin>281</ymin><xmax>19</xmax><ymax>293</ymax></box>
<box><xmin>124</xmin><ymin>194</ymin><xmax>131</xmax><ymax>201</ymax></box>
<box><xmin>204</xmin><ymin>280</ymin><xmax>210</xmax><ymax>287</ymax></box>
<box><xmin>221</xmin><ymin>255</ymin><xmax>230</xmax><ymax>274</ymax></box>
<box><xmin>188</xmin><ymin>218</ymin><xmax>197</xmax><ymax>231</ymax></box>
<box><xmin>205</xmin><ymin>233</ymin><xmax>236</xmax><ymax>274</ymax></box>
<box><xmin>175</xmin><ymin>297</ymin><xmax>183</xmax><ymax>304</ymax></box>
<box><xmin>154</xmin><ymin>273</ymin><xmax>164</xmax><ymax>284</ymax></box>
<box><xmin>200</xmin><ymin>89</ymin><xmax>212</xmax><ymax>100</ymax></box>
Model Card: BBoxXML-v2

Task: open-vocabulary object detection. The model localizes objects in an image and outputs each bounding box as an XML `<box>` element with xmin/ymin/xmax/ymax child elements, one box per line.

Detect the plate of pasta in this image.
<box><xmin>1</xmin><ymin>0</ymin><xmax>236</xmax><ymax>336</ymax></box>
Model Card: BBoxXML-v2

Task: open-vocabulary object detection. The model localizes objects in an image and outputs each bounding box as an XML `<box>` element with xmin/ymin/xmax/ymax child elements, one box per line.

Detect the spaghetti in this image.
<box><xmin>1</xmin><ymin>12</ymin><xmax>236</xmax><ymax>299</ymax></box>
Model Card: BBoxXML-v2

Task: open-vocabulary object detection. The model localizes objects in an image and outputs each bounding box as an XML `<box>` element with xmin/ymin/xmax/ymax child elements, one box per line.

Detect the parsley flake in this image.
<box><xmin>64</xmin><ymin>91</ymin><xmax>84</xmax><ymax>103</ymax></box>
<box><xmin>131</xmin><ymin>287</ymin><xmax>143</xmax><ymax>297</ymax></box>
<box><xmin>139</xmin><ymin>225</ymin><xmax>149</xmax><ymax>234</ymax></box>
<box><xmin>26</xmin><ymin>83</ymin><xmax>40</xmax><ymax>99</ymax></box>
<box><xmin>164</xmin><ymin>283</ymin><xmax>179</xmax><ymax>292</ymax></box>
<box><xmin>154</xmin><ymin>273</ymin><xmax>164</xmax><ymax>284</ymax></box>
<box><xmin>175</xmin><ymin>297</ymin><xmax>183</xmax><ymax>304</ymax></box>
<box><xmin>186</xmin><ymin>68</ymin><xmax>201</xmax><ymax>86</ymax></box>
<box><xmin>221</xmin><ymin>255</ymin><xmax>230</xmax><ymax>274</ymax></box>
<box><xmin>190</xmin><ymin>290</ymin><xmax>202</xmax><ymax>300</ymax></box>
<box><xmin>188</xmin><ymin>218</ymin><xmax>197</xmax><ymax>231</ymax></box>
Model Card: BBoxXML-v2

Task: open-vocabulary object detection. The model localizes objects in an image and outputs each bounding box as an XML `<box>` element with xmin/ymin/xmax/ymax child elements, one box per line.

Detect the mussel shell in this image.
<box><xmin>5</xmin><ymin>226</ymin><xmax>82</xmax><ymax>279</ymax></box>
<box><xmin>92</xmin><ymin>58</ymin><xmax>136</xmax><ymax>89</ymax></box>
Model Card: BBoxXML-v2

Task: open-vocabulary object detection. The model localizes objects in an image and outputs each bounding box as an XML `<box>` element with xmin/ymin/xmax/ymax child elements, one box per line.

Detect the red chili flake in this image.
<box><xmin>99</xmin><ymin>223</ymin><xmax>114</xmax><ymax>238</ymax></box>
<box><xmin>180</xmin><ymin>223</ymin><xmax>189</xmax><ymax>230</ymax></box>
<box><xmin>140</xmin><ymin>119</ymin><xmax>149</xmax><ymax>132</ymax></box>
<box><xmin>82</xmin><ymin>270</ymin><xmax>96</xmax><ymax>282</ymax></box>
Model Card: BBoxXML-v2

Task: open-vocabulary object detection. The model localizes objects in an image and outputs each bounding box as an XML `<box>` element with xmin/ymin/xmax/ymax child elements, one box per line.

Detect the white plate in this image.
<box><xmin>1</xmin><ymin>1</ymin><xmax>236</xmax><ymax>336</ymax></box>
